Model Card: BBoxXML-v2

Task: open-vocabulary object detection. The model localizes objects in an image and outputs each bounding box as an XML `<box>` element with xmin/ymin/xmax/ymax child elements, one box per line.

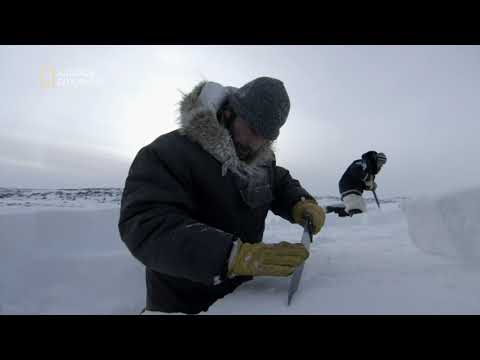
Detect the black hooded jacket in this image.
<box><xmin>338</xmin><ymin>151</ymin><xmax>379</xmax><ymax>200</ymax></box>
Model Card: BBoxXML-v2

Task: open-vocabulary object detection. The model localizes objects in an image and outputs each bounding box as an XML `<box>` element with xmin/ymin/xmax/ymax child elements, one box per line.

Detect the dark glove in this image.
<box><xmin>326</xmin><ymin>205</ymin><xmax>350</xmax><ymax>217</ymax></box>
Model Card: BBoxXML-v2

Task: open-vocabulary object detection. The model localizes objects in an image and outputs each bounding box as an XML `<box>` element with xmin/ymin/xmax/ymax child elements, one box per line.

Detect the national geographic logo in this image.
<box><xmin>40</xmin><ymin>65</ymin><xmax>57</xmax><ymax>89</ymax></box>
<box><xmin>40</xmin><ymin>65</ymin><xmax>95</xmax><ymax>89</ymax></box>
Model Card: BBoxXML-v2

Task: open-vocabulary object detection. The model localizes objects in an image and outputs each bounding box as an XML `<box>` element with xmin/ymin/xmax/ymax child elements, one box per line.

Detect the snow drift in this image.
<box><xmin>0</xmin><ymin>207</ymin><xmax>144</xmax><ymax>314</ymax></box>
<box><xmin>402</xmin><ymin>187</ymin><xmax>480</xmax><ymax>263</ymax></box>
<box><xmin>1</xmin><ymin>192</ymin><xmax>480</xmax><ymax>314</ymax></box>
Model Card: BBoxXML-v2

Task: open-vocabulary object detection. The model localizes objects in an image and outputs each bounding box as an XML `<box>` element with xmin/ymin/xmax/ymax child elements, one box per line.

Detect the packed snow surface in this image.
<box><xmin>1</xmin><ymin>189</ymin><xmax>479</xmax><ymax>314</ymax></box>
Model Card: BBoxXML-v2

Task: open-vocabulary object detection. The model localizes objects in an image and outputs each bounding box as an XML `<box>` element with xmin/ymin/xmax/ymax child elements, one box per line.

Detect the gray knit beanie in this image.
<box><xmin>228</xmin><ymin>77</ymin><xmax>290</xmax><ymax>140</ymax></box>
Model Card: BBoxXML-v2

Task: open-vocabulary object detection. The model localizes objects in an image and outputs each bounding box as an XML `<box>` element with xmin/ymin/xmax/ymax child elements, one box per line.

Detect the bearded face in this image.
<box><xmin>219</xmin><ymin>106</ymin><xmax>268</xmax><ymax>162</ymax></box>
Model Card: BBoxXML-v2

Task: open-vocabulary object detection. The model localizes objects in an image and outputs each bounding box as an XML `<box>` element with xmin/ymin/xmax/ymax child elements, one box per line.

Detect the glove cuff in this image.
<box><xmin>227</xmin><ymin>238</ymin><xmax>243</xmax><ymax>277</ymax></box>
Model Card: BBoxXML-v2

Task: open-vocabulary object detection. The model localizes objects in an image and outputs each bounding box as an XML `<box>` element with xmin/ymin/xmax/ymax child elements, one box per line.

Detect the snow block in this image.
<box><xmin>402</xmin><ymin>188</ymin><xmax>480</xmax><ymax>262</ymax></box>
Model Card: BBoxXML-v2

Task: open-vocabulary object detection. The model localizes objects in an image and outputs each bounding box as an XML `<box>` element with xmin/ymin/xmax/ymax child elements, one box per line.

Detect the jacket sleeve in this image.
<box><xmin>269</xmin><ymin>165</ymin><xmax>316</xmax><ymax>223</ymax></box>
<box><xmin>338</xmin><ymin>160</ymin><xmax>369</xmax><ymax>199</ymax></box>
<box><xmin>118</xmin><ymin>145</ymin><xmax>234</xmax><ymax>286</ymax></box>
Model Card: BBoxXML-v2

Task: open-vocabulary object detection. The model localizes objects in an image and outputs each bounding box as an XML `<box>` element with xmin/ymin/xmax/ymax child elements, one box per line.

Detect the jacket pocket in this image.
<box><xmin>240</xmin><ymin>182</ymin><xmax>274</xmax><ymax>209</ymax></box>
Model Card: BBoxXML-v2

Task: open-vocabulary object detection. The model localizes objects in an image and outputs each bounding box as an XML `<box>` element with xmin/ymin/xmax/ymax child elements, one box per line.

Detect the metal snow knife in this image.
<box><xmin>372</xmin><ymin>189</ymin><xmax>381</xmax><ymax>209</ymax></box>
<box><xmin>287</xmin><ymin>215</ymin><xmax>313</xmax><ymax>306</ymax></box>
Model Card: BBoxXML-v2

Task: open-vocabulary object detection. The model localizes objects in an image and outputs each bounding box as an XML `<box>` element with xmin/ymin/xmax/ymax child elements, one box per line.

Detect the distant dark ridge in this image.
<box><xmin>58</xmin><ymin>188</ymin><xmax>123</xmax><ymax>191</ymax></box>
<box><xmin>0</xmin><ymin>188</ymin><xmax>408</xmax><ymax>203</ymax></box>
<box><xmin>314</xmin><ymin>195</ymin><xmax>409</xmax><ymax>204</ymax></box>
<box><xmin>0</xmin><ymin>187</ymin><xmax>123</xmax><ymax>191</ymax></box>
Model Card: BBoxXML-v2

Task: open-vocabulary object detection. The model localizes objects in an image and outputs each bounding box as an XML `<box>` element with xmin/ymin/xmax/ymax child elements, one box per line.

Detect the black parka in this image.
<box><xmin>118</xmin><ymin>82</ymin><xmax>315</xmax><ymax>314</ymax></box>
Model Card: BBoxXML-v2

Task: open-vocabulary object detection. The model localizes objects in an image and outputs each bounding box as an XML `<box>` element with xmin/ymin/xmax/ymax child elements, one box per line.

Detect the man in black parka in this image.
<box><xmin>339</xmin><ymin>151</ymin><xmax>387</xmax><ymax>215</ymax></box>
<box><xmin>118</xmin><ymin>77</ymin><xmax>326</xmax><ymax>314</ymax></box>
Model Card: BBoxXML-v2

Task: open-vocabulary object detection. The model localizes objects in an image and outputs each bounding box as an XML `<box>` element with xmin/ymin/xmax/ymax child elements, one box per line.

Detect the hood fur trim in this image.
<box><xmin>176</xmin><ymin>81</ymin><xmax>275</xmax><ymax>178</ymax></box>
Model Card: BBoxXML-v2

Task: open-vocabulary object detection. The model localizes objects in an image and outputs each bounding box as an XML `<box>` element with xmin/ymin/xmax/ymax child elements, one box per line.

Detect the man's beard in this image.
<box><xmin>234</xmin><ymin>141</ymin><xmax>257</xmax><ymax>162</ymax></box>
<box><xmin>222</xmin><ymin>114</ymin><xmax>260</xmax><ymax>162</ymax></box>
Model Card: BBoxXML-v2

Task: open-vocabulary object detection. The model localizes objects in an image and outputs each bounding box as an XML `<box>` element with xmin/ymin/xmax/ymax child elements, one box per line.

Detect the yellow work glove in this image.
<box><xmin>292</xmin><ymin>198</ymin><xmax>326</xmax><ymax>235</ymax></box>
<box><xmin>228</xmin><ymin>240</ymin><xmax>309</xmax><ymax>277</ymax></box>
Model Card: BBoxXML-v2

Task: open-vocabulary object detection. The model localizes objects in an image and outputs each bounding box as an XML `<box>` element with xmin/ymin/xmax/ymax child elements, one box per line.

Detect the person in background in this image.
<box><xmin>338</xmin><ymin>151</ymin><xmax>387</xmax><ymax>216</ymax></box>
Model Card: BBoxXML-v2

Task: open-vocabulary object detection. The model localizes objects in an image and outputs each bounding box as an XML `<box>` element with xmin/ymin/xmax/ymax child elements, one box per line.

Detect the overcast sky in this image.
<box><xmin>1</xmin><ymin>45</ymin><xmax>479</xmax><ymax>198</ymax></box>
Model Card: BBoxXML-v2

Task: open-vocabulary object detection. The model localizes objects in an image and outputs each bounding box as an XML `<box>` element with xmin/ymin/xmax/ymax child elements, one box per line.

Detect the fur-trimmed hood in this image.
<box><xmin>177</xmin><ymin>81</ymin><xmax>276</xmax><ymax>179</ymax></box>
